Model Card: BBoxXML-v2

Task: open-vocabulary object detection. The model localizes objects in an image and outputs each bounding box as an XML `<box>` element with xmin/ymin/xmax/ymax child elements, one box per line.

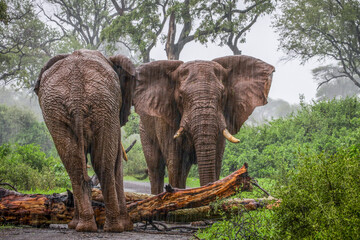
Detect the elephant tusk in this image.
<box><xmin>223</xmin><ymin>129</ymin><xmax>240</xmax><ymax>143</ymax></box>
<box><xmin>173</xmin><ymin>127</ymin><xmax>184</xmax><ymax>139</ymax></box>
<box><xmin>121</xmin><ymin>142</ymin><xmax>128</xmax><ymax>161</ymax></box>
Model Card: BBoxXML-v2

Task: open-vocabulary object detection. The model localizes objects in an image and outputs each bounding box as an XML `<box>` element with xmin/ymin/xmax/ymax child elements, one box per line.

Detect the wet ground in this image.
<box><xmin>0</xmin><ymin>225</ymin><xmax>193</xmax><ymax>240</ymax></box>
<box><xmin>0</xmin><ymin>181</ymin><xmax>198</xmax><ymax>240</ymax></box>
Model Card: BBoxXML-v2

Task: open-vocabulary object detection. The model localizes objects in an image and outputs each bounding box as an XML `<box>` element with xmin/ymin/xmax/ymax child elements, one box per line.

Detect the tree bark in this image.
<box><xmin>0</xmin><ymin>164</ymin><xmax>252</xmax><ymax>226</ymax></box>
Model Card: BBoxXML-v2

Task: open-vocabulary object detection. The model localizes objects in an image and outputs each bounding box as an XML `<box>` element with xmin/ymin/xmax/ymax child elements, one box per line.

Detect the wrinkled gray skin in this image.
<box><xmin>35</xmin><ymin>49</ymin><xmax>135</xmax><ymax>232</ymax></box>
<box><xmin>134</xmin><ymin>55</ymin><xmax>275</xmax><ymax>194</ymax></box>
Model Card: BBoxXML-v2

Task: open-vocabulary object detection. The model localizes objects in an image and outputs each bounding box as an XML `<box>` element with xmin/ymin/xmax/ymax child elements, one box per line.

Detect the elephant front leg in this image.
<box><xmin>140</xmin><ymin>124</ymin><xmax>165</xmax><ymax>194</ymax></box>
<box><xmin>166</xmin><ymin>145</ymin><xmax>184</xmax><ymax>189</ymax></box>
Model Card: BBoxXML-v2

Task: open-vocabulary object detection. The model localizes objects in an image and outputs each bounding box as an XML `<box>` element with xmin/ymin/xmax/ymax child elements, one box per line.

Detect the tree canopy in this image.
<box><xmin>275</xmin><ymin>0</ymin><xmax>360</xmax><ymax>88</ymax></box>
<box><xmin>102</xmin><ymin>0</ymin><xmax>274</xmax><ymax>62</ymax></box>
<box><xmin>41</xmin><ymin>0</ymin><xmax>113</xmax><ymax>49</ymax></box>
<box><xmin>0</xmin><ymin>0</ymin><xmax>7</xmax><ymax>23</ymax></box>
<box><xmin>0</xmin><ymin>0</ymin><xmax>63</xmax><ymax>88</ymax></box>
<box><xmin>313</xmin><ymin>65</ymin><xmax>360</xmax><ymax>101</ymax></box>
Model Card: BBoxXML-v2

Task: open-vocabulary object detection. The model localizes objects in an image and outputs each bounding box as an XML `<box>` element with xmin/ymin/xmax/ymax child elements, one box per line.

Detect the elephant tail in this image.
<box><xmin>74</xmin><ymin>111</ymin><xmax>89</xmax><ymax>182</ymax></box>
<box><xmin>34</xmin><ymin>54</ymin><xmax>69</xmax><ymax>95</ymax></box>
<box><xmin>69</xmin><ymin>59</ymin><xmax>89</xmax><ymax>182</ymax></box>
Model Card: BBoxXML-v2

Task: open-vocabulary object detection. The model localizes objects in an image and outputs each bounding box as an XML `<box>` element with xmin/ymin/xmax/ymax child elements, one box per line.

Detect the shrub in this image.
<box><xmin>0</xmin><ymin>143</ymin><xmax>70</xmax><ymax>191</ymax></box>
<box><xmin>222</xmin><ymin>97</ymin><xmax>360</xmax><ymax>179</ymax></box>
<box><xmin>195</xmin><ymin>206</ymin><xmax>278</xmax><ymax>239</ymax></box>
<box><xmin>0</xmin><ymin>104</ymin><xmax>55</xmax><ymax>155</ymax></box>
<box><xmin>273</xmin><ymin>144</ymin><xmax>360</xmax><ymax>239</ymax></box>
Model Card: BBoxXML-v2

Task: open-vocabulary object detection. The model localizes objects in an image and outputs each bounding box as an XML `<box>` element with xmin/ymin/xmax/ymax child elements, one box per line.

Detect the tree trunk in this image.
<box><xmin>165</xmin><ymin>12</ymin><xmax>177</xmax><ymax>60</ymax></box>
<box><xmin>0</xmin><ymin>164</ymin><xmax>252</xmax><ymax>226</ymax></box>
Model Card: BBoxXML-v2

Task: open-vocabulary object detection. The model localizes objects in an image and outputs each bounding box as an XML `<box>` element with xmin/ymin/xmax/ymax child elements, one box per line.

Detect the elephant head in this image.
<box><xmin>134</xmin><ymin>55</ymin><xmax>274</xmax><ymax>186</ymax></box>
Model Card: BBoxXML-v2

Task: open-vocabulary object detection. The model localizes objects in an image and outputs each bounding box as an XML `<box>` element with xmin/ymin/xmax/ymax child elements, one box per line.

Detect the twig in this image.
<box><xmin>0</xmin><ymin>181</ymin><xmax>17</xmax><ymax>192</ymax></box>
<box><xmin>250</xmin><ymin>179</ymin><xmax>271</xmax><ymax>197</ymax></box>
<box><xmin>125</xmin><ymin>140</ymin><xmax>137</xmax><ymax>153</ymax></box>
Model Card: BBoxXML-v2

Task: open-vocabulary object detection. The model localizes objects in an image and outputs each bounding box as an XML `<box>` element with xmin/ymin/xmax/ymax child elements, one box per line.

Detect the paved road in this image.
<box><xmin>124</xmin><ymin>180</ymin><xmax>152</xmax><ymax>194</ymax></box>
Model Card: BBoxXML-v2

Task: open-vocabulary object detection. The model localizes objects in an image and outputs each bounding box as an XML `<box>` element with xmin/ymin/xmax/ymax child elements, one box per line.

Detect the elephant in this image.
<box><xmin>34</xmin><ymin>49</ymin><xmax>135</xmax><ymax>232</ymax></box>
<box><xmin>134</xmin><ymin>55</ymin><xmax>275</xmax><ymax>194</ymax></box>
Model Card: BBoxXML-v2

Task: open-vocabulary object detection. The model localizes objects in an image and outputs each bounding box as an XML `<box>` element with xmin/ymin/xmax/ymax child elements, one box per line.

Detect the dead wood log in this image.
<box><xmin>0</xmin><ymin>163</ymin><xmax>251</xmax><ymax>226</ymax></box>
<box><xmin>165</xmin><ymin>197</ymin><xmax>280</xmax><ymax>223</ymax></box>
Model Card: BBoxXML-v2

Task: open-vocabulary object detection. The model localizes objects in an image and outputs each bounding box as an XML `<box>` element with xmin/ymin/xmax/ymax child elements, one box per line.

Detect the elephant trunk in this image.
<box><xmin>190</xmin><ymin>110</ymin><xmax>219</xmax><ymax>186</ymax></box>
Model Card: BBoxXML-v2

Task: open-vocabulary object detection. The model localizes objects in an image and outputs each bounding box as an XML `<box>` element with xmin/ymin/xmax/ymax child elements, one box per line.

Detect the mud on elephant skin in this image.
<box><xmin>134</xmin><ymin>55</ymin><xmax>275</xmax><ymax>194</ymax></box>
<box><xmin>35</xmin><ymin>49</ymin><xmax>136</xmax><ymax>232</ymax></box>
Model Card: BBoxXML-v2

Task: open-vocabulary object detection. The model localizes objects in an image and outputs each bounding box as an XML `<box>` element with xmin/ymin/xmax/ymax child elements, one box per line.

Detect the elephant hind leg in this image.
<box><xmin>91</xmin><ymin>123</ymin><xmax>125</xmax><ymax>232</ymax></box>
<box><xmin>114</xmin><ymin>139</ymin><xmax>133</xmax><ymax>231</ymax></box>
<box><xmin>48</xmin><ymin>122</ymin><xmax>97</xmax><ymax>232</ymax></box>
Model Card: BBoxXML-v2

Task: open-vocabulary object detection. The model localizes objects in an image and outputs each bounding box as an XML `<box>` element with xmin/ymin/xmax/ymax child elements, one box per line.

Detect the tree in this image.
<box><xmin>103</xmin><ymin>0</ymin><xmax>274</xmax><ymax>62</ymax></box>
<box><xmin>102</xmin><ymin>0</ymin><xmax>169</xmax><ymax>62</ymax></box>
<box><xmin>274</xmin><ymin>0</ymin><xmax>360</xmax><ymax>88</ymax></box>
<box><xmin>313</xmin><ymin>65</ymin><xmax>360</xmax><ymax>101</ymax></box>
<box><xmin>0</xmin><ymin>0</ymin><xmax>63</xmax><ymax>89</ymax></box>
<box><xmin>194</xmin><ymin>0</ymin><xmax>275</xmax><ymax>55</ymax></box>
<box><xmin>41</xmin><ymin>0</ymin><xmax>113</xmax><ymax>49</ymax></box>
<box><xmin>0</xmin><ymin>0</ymin><xmax>7</xmax><ymax>23</ymax></box>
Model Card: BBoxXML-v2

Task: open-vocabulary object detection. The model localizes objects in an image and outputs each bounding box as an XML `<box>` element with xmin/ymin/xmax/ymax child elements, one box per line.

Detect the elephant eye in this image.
<box><xmin>180</xmin><ymin>69</ymin><xmax>189</xmax><ymax>79</ymax></box>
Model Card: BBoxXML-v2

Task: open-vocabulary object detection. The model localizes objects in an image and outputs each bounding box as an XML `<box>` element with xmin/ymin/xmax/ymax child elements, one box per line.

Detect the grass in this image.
<box><xmin>123</xmin><ymin>175</ymin><xmax>201</xmax><ymax>188</ymax></box>
<box><xmin>21</xmin><ymin>188</ymin><xmax>69</xmax><ymax>195</ymax></box>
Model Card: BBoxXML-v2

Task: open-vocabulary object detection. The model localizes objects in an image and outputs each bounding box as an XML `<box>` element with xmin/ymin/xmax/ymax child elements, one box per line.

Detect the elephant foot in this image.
<box><xmin>103</xmin><ymin>221</ymin><xmax>124</xmax><ymax>233</ymax></box>
<box><xmin>68</xmin><ymin>218</ymin><xmax>79</xmax><ymax>229</ymax></box>
<box><xmin>75</xmin><ymin>219</ymin><xmax>97</xmax><ymax>232</ymax></box>
<box><xmin>121</xmin><ymin>218</ymin><xmax>133</xmax><ymax>231</ymax></box>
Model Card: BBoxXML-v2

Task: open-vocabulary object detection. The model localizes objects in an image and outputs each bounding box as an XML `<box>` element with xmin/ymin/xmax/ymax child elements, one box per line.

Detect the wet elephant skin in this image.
<box><xmin>35</xmin><ymin>49</ymin><xmax>135</xmax><ymax>232</ymax></box>
<box><xmin>134</xmin><ymin>55</ymin><xmax>275</xmax><ymax>194</ymax></box>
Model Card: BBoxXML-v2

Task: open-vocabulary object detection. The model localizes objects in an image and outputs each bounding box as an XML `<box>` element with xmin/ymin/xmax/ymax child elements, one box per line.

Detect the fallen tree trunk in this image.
<box><xmin>0</xmin><ymin>163</ymin><xmax>252</xmax><ymax>226</ymax></box>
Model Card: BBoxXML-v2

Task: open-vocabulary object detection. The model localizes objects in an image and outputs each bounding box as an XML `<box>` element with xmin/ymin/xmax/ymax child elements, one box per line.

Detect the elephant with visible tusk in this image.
<box><xmin>35</xmin><ymin>49</ymin><xmax>135</xmax><ymax>232</ymax></box>
<box><xmin>134</xmin><ymin>55</ymin><xmax>275</xmax><ymax>194</ymax></box>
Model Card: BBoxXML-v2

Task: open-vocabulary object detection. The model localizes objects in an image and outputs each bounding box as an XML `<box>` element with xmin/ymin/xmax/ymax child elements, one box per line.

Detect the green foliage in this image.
<box><xmin>102</xmin><ymin>0</ymin><xmax>275</xmax><ymax>61</ymax></box>
<box><xmin>222</xmin><ymin>97</ymin><xmax>360</xmax><ymax>179</ymax></box>
<box><xmin>101</xmin><ymin>0</ymin><xmax>165</xmax><ymax>62</ymax></box>
<box><xmin>123</xmin><ymin>110</ymin><xmax>140</xmax><ymax>137</ymax></box>
<box><xmin>0</xmin><ymin>0</ymin><xmax>61</xmax><ymax>89</ymax></box>
<box><xmin>273</xmin><ymin>144</ymin><xmax>360</xmax><ymax>239</ymax></box>
<box><xmin>196</xmin><ymin>205</ymin><xmax>278</xmax><ymax>239</ymax></box>
<box><xmin>0</xmin><ymin>104</ymin><xmax>55</xmax><ymax>154</ymax></box>
<box><xmin>0</xmin><ymin>0</ymin><xmax>7</xmax><ymax>23</ymax></box>
<box><xmin>0</xmin><ymin>143</ymin><xmax>71</xmax><ymax>191</ymax></box>
<box><xmin>194</xmin><ymin>0</ymin><xmax>275</xmax><ymax>53</ymax></box>
<box><xmin>122</xmin><ymin>139</ymin><xmax>147</xmax><ymax>176</ymax></box>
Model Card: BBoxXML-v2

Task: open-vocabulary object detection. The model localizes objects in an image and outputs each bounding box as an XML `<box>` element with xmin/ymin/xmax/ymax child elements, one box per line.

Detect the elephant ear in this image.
<box><xmin>213</xmin><ymin>55</ymin><xmax>275</xmax><ymax>134</ymax></box>
<box><xmin>109</xmin><ymin>55</ymin><xmax>136</xmax><ymax>127</ymax></box>
<box><xmin>34</xmin><ymin>54</ymin><xmax>69</xmax><ymax>95</ymax></box>
<box><xmin>134</xmin><ymin>60</ymin><xmax>183</xmax><ymax>127</ymax></box>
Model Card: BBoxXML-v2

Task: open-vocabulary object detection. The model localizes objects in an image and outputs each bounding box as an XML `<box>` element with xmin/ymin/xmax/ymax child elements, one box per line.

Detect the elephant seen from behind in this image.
<box><xmin>35</xmin><ymin>49</ymin><xmax>135</xmax><ymax>232</ymax></box>
<box><xmin>134</xmin><ymin>55</ymin><xmax>275</xmax><ymax>194</ymax></box>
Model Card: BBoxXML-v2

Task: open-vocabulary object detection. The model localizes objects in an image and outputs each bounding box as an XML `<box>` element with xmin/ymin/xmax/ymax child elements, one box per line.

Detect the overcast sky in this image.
<box><xmin>151</xmin><ymin>15</ymin><xmax>321</xmax><ymax>104</ymax></box>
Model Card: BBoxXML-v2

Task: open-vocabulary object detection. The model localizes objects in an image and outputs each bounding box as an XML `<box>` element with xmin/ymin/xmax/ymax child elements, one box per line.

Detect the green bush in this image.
<box><xmin>0</xmin><ymin>143</ymin><xmax>70</xmax><ymax>191</ymax></box>
<box><xmin>273</xmin><ymin>144</ymin><xmax>360</xmax><ymax>239</ymax></box>
<box><xmin>195</xmin><ymin>205</ymin><xmax>278</xmax><ymax>239</ymax></box>
<box><xmin>0</xmin><ymin>104</ymin><xmax>55</xmax><ymax>155</ymax></box>
<box><xmin>223</xmin><ymin>97</ymin><xmax>360</xmax><ymax>179</ymax></box>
